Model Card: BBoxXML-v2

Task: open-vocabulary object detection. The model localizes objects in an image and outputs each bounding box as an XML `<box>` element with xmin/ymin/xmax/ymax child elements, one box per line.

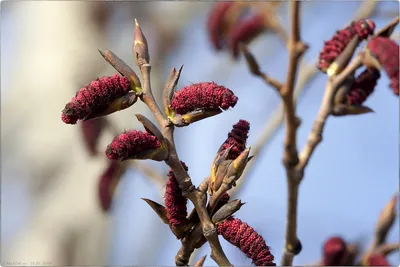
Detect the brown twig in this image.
<box><xmin>134</xmin><ymin>19</ymin><xmax>231</xmax><ymax>265</ymax></box>
<box><xmin>231</xmin><ymin>0</ymin><xmax>378</xmax><ymax>197</ymax></box>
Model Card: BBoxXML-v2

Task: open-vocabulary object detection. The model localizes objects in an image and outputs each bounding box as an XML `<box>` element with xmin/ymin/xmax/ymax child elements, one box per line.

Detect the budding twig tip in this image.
<box><xmin>135</xmin><ymin>18</ymin><xmax>140</xmax><ymax>27</ymax></box>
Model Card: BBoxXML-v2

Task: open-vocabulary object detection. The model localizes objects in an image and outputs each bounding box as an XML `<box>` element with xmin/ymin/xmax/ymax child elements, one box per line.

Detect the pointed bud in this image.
<box><xmin>229</xmin><ymin>147</ymin><xmax>251</xmax><ymax>179</ymax></box>
<box><xmin>163</xmin><ymin>65</ymin><xmax>184</xmax><ymax>115</ymax></box>
<box><xmin>366</xmin><ymin>37</ymin><xmax>399</xmax><ymax>95</ymax></box>
<box><xmin>375</xmin><ymin>17</ymin><xmax>399</xmax><ymax>38</ymax></box>
<box><xmin>332</xmin><ymin>104</ymin><xmax>374</xmax><ymax>116</ymax></box>
<box><xmin>327</xmin><ymin>35</ymin><xmax>360</xmax><ymax>77</ymax></box>
<box><xmin>174</xmin><ymin>109</ymin><xmax>223</xmax><ymax>127</ymax></box>
<box><xmin>80</xmin><ymin>117</ymin><xmax>107</xmax><ymax>156</ymax></box>
<box><xmin>98</xmin><ymin>160</ymin><xmax>127</xmax><ymax>212</ymax></box>
<box><xmin>142</xmin><ymin>198</ymin><xmax>170</xmax><ymax>224</ymax></box>
<box><xmin>98</xmin><ymin>49</ymin><xmax>142</xmax><ymax>92</ymax></box>
<box><xmin>169</xmin><ymin>82</ymin><xmax>238</xmax><ymax>126</ymax></box>
<box><xmin>217</xmin><ymin>217</ymin><xmax>276</xmax><ymax>266</ymax></box>
<box><xmin>61</xmin><ymin>74</ymin><xmax>134</xmax><ymax>124</ymax></box>
<box><xmin>194</xmin><ymin>255</ymin><xmax>207</xmax><ymax>267</ymax></box>
<box><xmin>375</xmin><ymin>194</ymin><xmax>397</xmax><ymax>245</ymax></box>
<box><xmin>322</xmin><ymin>236</ymin><xmax>348</xmax><ymax>266</ymax></box>
<box><xmin>212</xmin><ymin>199</ymin><xmax>245</xmax><ymax>223</ymax></box>
<box><xmin>133</xmin><ymin>19</ymin><xmax>150</xmax><ymax>66</ymax></box>
<box><xmin>318</xmin><ymin>19</ymin><xmax>375</xmax><ymax>73</ymax></box>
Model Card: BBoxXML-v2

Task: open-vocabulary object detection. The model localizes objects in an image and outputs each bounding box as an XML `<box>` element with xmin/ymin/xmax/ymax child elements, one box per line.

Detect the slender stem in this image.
<box><xmin>139</xmin><ymin>64</ymin><xmax>231</xmax><ymax>266</ymax></box>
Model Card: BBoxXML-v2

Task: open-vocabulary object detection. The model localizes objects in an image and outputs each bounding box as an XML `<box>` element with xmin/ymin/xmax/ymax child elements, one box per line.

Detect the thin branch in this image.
<box><xmin>139</xmin><ymin>60</ymin><xmax>231</xmax><ymax>266</ymax></box>
<box><xmin>280</xmin><ymin>1</ymin><xmax>308</xmax><ymax>265</ymax></box>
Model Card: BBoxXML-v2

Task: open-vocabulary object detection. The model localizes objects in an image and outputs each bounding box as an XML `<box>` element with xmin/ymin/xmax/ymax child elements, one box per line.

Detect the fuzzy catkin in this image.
<box><xmin>367</xmin><ymin>37</ymin><xmax>399</xmax><ymax>95</ymax></box>
<box><xmin>80</xmin><ymin>117</ymin><xmax>107</xmax><ymax>156</ymax></box>
<box><xmin>322</xmin><ymin>236</ymin><xmax>348</xmax><ymax>266</ymax></box>
<box><xmin>346</xmin><ymin>69</ymin><xmax>380</xmax><ymax>105</ymax></box>
<box><xmin>207</xmin><ymin>2</ymin><xmax>235</xmax><ymax>50</ymax></box>
<box><xmin>229</xmin><ymin>13</ymin><xmax>266</xmax><ymax>59</ymax></box>
<box><xmin>220</xmin><ymin>120</ymin><xmax>250</xmax><ymax>160</ymax></box>
<box><xmin>62</xmin><ymin>74</ymin><xmax>131</xmax><ymax>124</ymax></box>
<box><xmin>318</xmin><ymin>19</ymin><xmax>375</xmax><ymax>73</ymax></box>
<box><xmin>217</xmin><ymin>217</ymin><xmax>275</xmax><ymax>266</ymax></box>
<box><xmin>165</xmin><ymin>161</ymin><xmax>189</xmax><ymax>227</ymax></box>
<box><xmin>105</xmin><ymin>130</ymin><xmax>161</xmax><ymax>160</ymax></box>
<box><xmin>170</xmin><ymin>82</ymin><xmax>238</xmax><ymax>114</ymax></box>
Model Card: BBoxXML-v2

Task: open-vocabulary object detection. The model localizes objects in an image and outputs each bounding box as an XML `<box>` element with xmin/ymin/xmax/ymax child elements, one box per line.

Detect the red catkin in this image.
<box><xmin>62</xmin><ymin>74</ymin><xmax>131</xmax><ymax>124</ymax></box>
<box><xmin>346</xmin><ymin>69</ymin><xmax>380</xmax><ymax>105</ymax></box>
<box><xmin>322</xmin><ymin>236</ymin><xmax>348</xmax><ymax>266</ymax></box>
<box><xmin>221</xmin><ymin>120</ymin><xmax>250</xmax><ymax>160</ymax></box>
<box><xmin>318</xmin><ymin>19</ymin><xmax>375</xmax><ymax>73</ymax></box>
<box><xmin>80</xmin><ymin>117</ymin><xmax>107</xmax><ymax>156</ymax></box>
<box><xmin>170</xmin><ymin>82</ymin><xmax>238</xmax><ymax>115</ymax></box>
<box><xmin>98</xmin><ymin>160</ymin><xmax>121</xmax><ymax>212</ymax></box>
<box><xmin>105</xmin><ymin>130</ymin><xmax>161</xmax><ymax>160</ymax></box>
<box><xmin>218</xmin><ymin>217</ymin><xmax>275</xmax><ymax>266</ymax></box>
<box><xmin>367</xmin><ymin>37</ymin><xmax>399</xmax><ymax>95</ymax></box>
<box><xmin>229</xmin><ymin>13</ymin><xmax>266</xmax><ymax>59</ymax></box>
<box><xmin>165</xmin><ymin>161</ymin><xmax>189</xmax><ymax>227</ymax></box>
<box><xmin>207</xmin><ymin>1</ymin><xmax>235</xmax><ymax>50</ymax></box>
<box><xmin>365</xmin><ymin>253</ymin><xmax>391</xmax><ymax>266</ymax></box>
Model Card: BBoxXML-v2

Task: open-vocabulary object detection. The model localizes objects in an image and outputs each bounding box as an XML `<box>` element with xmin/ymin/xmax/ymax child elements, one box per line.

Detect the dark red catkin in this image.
<box><xmin>165</xmin><ymin>161</ymin><xmax>189</xmax><ymax>227</ymax></box>
<box><xmin>318</xmin><ymin>19</ymin><xmax>375</xmax><ymax>73</ymax></box>
<box><xmin>346</xmin><ymin>69</ymin><xmax>380</xmax><ymax>105</ymax></box>
<box><xmin>365</xmin><ymin>253</ymin><xmax>391</xmax><ymax>266</ymax></box>
<box><xmin>322</xmin><ymin>236</ymin><xmax>348</xmax><ymax>266</ymax></box>
<box><xmin>62</xmin><ymin>74</ymin><xmax>131</xmax><ymax>124</ymax></box>
<box><xmin>217</xmin><ymin>217</ymin><xmax>275</xmax><ymax>266</ymax></box>
<box><xmin>170</xmin><ymin>82</ymin><xmax>238</xmax><ymax>115</ymax></box>
<box><xmin>366</xmin><ymin>37</ymin><xmax>399</xmax><ymax>95</ymax></box>
<box><xmin>220</xmin><ymin>120</ymin><xmax>250</xmax><ymax>160</ymax></box>
<box><xmin>207</xmin><ymin>1</ymin><xmax>235</xmax><ymax>50</ymax></box>
<box><xmin>98</xmin><ymin>160</ymin><xmax>122</xmax><ymax>212</ymax></box>
<box><xmin>80</xmin><ymin>117</ymin><xmax>107</xmax><ymax>156</ymax></box>
<box><xmin>105</xmin><ymin>130</ymin><xmax>161</xmax><ymax>160</ymax></box>
<box><xmin>229</xmin><ymin>13</ymin><xmax>266</xmax><ymax>59</ymax></box>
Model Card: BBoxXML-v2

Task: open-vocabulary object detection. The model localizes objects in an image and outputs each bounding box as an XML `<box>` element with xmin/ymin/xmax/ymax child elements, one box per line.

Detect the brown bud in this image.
<box><xmin>98</xmin><ymin>49</ymin><xmax>142</xmax><ymax>92</ymax></box>
<box><xmin>163</xmin><ymin>65</ymin><xmax>184</xmax><ymax>114</ymax></box>
<box><xmin>332</xmin><ymin>104</ymin><xmax>374</xmax><ymax>116</ymax></box>
<box><xmin>327</xmin><ymin>35</ymin><xmax>360</xmax><ymax>77</ymax></box>
<box><xmin>194</xmin><ymin>255</ymin><xmax>207</xmax><ymax>267</ymax></box>
<box><xmin>141</xmin><ymin>198</ymin><xmax>169</xmax><ymax>224</ymax></box>
<box><xmin>212</xmin><ymin>199</ymin><xmax>245</xmax><ymax>223</ymax></box>
<box><xmin>133</xmin><ymin>19</ymin><xmax>150</xmax><ymax>66</ymax></box>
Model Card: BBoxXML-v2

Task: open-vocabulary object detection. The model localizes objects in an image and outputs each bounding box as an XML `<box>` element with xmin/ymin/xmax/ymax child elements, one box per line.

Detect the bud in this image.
<box><xmin>98</xmin><ymin>49</ymin><xmax>142</xmax><ymax>93</ymax></box>
<box><xmin>207</xmin><ymin>2</ymin><xmax>236</xmax><ymax>50</ymax></box>
<box><xmin>194</xmin><ymin>255</ymin><xmax>207</xmax><ymax>267</ymax></box>
<box><xmin>318</xmin><ymin>19</ymin><xmax>375</xmax><ymax>73</ymax></box>
<box><xmin>364</xmin><ymin>253</ymin><xmax>391</xmax><ymax>266</ymax></box>
<box><xmin>165</xmin><ymin>161</ymin><xmax>189</xmax><ymax>228</ymax></box>
<box><xmin>105</xmin><ymin>130</ymin><xmax>165</xmax><ymax>161</ymax></box>
<box><xmin>217</xmin><ymin>217</ymin><xmax>276</xmax><ymax>266</ymax></box>
<box><xmin>209</xmin><ymin>120</ymin><xmax>251</xmax><ymax>194</ymax></box>
<box><xmin>169</xmin><ymin>82</ymin><xmax>238</xmax><ymax>126</ymax></box>
<box><xmin>80</xmin><ymin>117</ymin><xmax>107</xmax><ymax>156</ymax></box>
<box><xmin>98</xmin><ymin>160</ymin><xmax>126</xmax><ymax>212</ymax></box>
<box><xmin>365</xmin><ymin>37</ymin><xmax>399</xmax><ymax>95</ymax></box>
<box><xmin>212</xmin><ymin>199</ymin><xmax>245</xmax><ymax>223</ymax></box>
<box><xmin>322</xmin><ymin>236</ymin><xmax>348</xmax><ymax>266</ymax></box>
<box><xmin>133</xmin><ymin>19</ymin><xmax>150</xmax><ymax>66</ymax></box>
<box><xmin>61</xmin><ymin>74</ymin><xmax>135</xmax><ymax>124</ymax></box>
<box><xmin>229</xmin><ymin>13</ymin><xmax>267</xmax><ymax>59</ymax></box>
<box><xmin>142</xmin><ymin>198</ymin><xmax>169</xmax><ymax>225</ymax></box>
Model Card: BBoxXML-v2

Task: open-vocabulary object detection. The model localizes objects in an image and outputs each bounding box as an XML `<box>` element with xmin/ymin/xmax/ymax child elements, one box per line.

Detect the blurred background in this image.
<box><xmin>1</xmin><ymin>1</ymin><xmax>399</xmax><ymax>266</ymax></box>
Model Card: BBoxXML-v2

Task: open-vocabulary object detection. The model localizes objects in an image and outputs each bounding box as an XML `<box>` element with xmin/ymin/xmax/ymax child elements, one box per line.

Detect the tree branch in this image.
<box><xmin>139</xmin><ymin>62</ymin><xmax>231</xmax><ymax>266</ymax></box>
